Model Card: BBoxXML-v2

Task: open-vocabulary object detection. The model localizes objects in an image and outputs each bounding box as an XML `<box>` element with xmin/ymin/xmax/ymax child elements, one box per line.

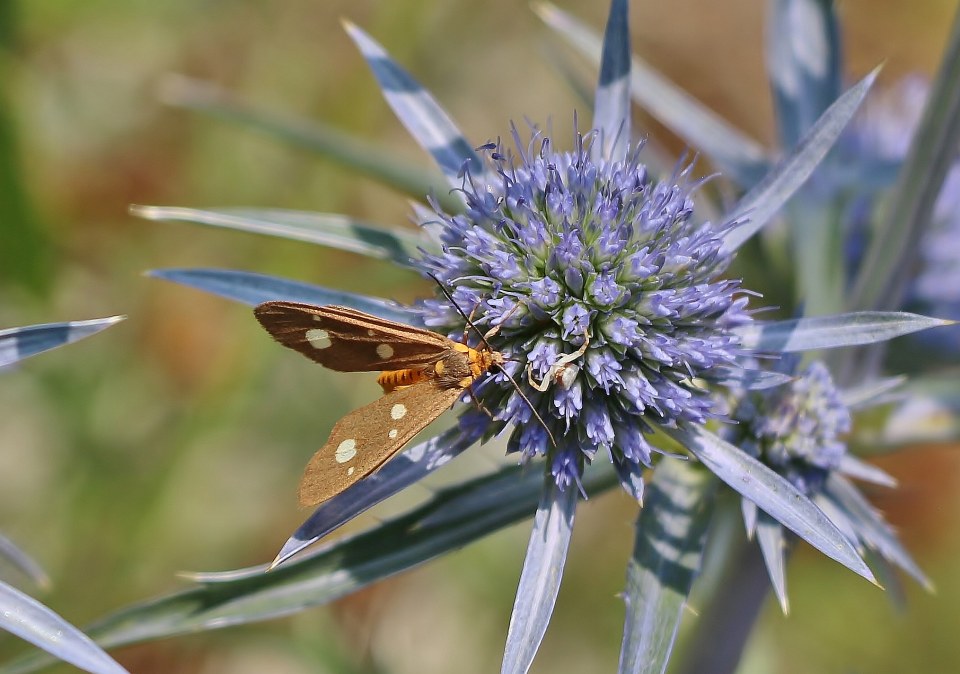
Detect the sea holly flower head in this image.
<box><xmin>735</xmin><ymin>361</ymin><xmax>851</xmax><ymax>495</ymax></box>
<box><xmin>415</xmin><ymin>131</ymin><xmax>751</xmax><ymax>494</ymax></box>
<box><xmin>729</xmin><ymin>360</ymin><xmax>931</xmax><ymax>611</ymax></box>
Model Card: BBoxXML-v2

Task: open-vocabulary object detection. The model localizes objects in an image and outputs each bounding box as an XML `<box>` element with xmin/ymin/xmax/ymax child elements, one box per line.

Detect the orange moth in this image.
<box><xmin>254</xmin><ymin>301</ymin><xmax>547</xmax><ymax>506</ymax></box>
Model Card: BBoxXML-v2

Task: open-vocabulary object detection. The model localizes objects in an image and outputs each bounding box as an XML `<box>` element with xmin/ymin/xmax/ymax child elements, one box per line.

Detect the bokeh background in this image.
<box><xmin>1</xmin><ymin>0</ymin><xmax>959</xmax><ymax>672</ymax></box>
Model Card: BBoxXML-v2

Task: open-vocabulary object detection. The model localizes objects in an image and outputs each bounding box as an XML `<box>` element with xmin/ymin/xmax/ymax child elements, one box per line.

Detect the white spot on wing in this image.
<box><xmin>347</xmin><ymin>466</ymin><xmax>356</xmax><ymax>476</ymax></box>
<box><xmin>391</xmin><ymin>403</ymin><xmax>407</xmax><ymax>420</ymax></box>
<box><xmin>335</xmin><ymin>439</ymin><xmax>357</xmax><ymax>463</ymax></box>
<box><xmin>367</xmin><ymin>329</ymin><xmax>376</xmax><ymax>336</ymax></box>
<box><xmin>306</xmin><ymin>328</ymin><xmax>332</xmax><ymax>349</ymax></box>
<box><xmin>388</xmin><ymin>429</ymin><xmax>398</xmax><ymax>439</ymax></box>
<box><xmin>377</xmin><ymin>343</ymin><xmax>394</xmax><ymax>359</ymax></box>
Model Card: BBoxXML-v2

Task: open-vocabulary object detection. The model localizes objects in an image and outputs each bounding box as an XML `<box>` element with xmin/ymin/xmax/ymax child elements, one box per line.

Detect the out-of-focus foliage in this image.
<box><xmin>0</xmin><ymin>317</ymin><xmax>127</xmax><ymax>674</ymax></box>
<box><xmin>1</xmin><ymin>2</ymin><xmax>959</xmax><ymax>673</ymax></box>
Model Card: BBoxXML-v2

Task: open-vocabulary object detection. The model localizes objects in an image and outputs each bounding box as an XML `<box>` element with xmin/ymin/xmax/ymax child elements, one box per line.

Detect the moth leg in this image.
<box><xmin>467</xmin><ymin>381</ymin><xmax>497</xmax><ymax>421</ymax></box>
<box><xmin>481</xmin><ymin>301</ymin><xmax>522</xmax><ymax>342</ymax></box>
<box><xmin>527</xmin><ymin>336</ymin><xmax>590</xmax><ymax>392</ymax></box>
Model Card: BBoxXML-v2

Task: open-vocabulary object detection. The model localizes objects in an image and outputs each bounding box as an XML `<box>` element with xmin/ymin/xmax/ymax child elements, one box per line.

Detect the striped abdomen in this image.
<box><xmin>377</xmin><ymin>368</ymin><xmax>429</xmax><ymax>392</ymax></box>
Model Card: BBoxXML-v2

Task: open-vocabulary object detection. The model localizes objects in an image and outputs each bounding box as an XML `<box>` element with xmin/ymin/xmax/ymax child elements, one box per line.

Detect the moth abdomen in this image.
<box><xmin>378</xmin><ymin>367</ymin><xmax>429</xmax><ymax>392</ymax></box>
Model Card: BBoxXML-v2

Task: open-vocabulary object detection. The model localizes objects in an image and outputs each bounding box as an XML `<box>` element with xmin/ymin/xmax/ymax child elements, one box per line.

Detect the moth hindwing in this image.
<box><xmin>253</xmin><ymin>301</ymin><xmax>504</xmax><ymax>506</ymax></box>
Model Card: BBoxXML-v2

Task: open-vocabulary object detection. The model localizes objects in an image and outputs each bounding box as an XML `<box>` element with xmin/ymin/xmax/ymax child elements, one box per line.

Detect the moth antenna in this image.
<box><xmin>500</xmin><ymin>368</ymin><xmax>558</xmax><ymax>448</ymax></box>
<box><xmin>461</xmin><ymin>304</ymin><xmax>479</xmax><ymax>345</ymax></box>
<box><xmin>427</xmin><ymin>273</ymin><xmax>492</xmax><ymax>349</ymax></box>
<box><xmin>427</xmin><ymin>274</ymin><xmax>556</xmax><ymax>448</ymax></box>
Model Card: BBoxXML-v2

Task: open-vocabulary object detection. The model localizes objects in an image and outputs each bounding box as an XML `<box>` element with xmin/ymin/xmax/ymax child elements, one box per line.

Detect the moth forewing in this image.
<box><xmin>298</xmin><ymin>382</ymin><xmax>464</xmax><ymax>506</ymax></box>
<box><xmin>254</xmin><ymin>301</ymin><xmax>512</xmax><ymax>506</ymax></box>
<box><xmin>254</xmin><ymin>302</ymin><xmax>452</xmax><ymax>372</ymax></box>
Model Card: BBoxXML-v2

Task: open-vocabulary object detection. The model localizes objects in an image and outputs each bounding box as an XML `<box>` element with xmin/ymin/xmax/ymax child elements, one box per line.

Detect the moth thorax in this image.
<box><xmin>433</xmin><ymin>347</ymin><xmax>480</xmax><ymax>389</ymax></box>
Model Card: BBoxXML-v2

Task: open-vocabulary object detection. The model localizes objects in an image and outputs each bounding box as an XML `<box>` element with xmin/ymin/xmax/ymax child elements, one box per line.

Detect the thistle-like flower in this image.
<box><xmin>416</xmin><ymin>133</ymin><xmax>749</xmax><ymax>496</ymax></box>
<box><xmin>736</xmin><ymin>362</ymin><xmax>850</xmax><ymax>496</ymax></box>
<box><xmin>731</xmin><ymin>361</ymin><xmax>929</xmax><ymax>613</ymax></box>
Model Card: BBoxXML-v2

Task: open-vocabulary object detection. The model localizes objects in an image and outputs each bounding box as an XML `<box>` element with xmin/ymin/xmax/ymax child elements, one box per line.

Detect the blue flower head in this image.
<box><xmin>415</xmin><ymin>131</ymin><xmax>751</xmax><ymax>495</ymax></box>
<box><xmin>736</xmin><ymin>361</ymin><xmax>851</xmax><ymax>495</ymax></box>
<box><xmin>729</xmin><ymin>360</ymin><xmax>930</xmax><ymax>611</ymax></box>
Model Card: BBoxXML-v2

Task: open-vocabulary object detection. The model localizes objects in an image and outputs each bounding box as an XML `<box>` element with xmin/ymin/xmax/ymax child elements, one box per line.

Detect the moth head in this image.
<box><xmin>485</xmin><ymin>349</ymin><xmax>506</xmax><ymax>371</ymax></box>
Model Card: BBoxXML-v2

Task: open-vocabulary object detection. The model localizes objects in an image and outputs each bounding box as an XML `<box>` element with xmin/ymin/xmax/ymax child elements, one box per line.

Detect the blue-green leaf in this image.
<box><xmin>879</xmin><ymin>375</ymin><xmax>960</xmax><ymax>445</ymax></box>
<box><xmin>132</xmin><ymin>206</ymin><xmax>429</xmax><ymax>266</ymax></box>
<box><xmin>755</xmin><ymin>514</ymin><xmax>789</xmax><ymax>614</ymax></box>
<box><xmin>768</xmin><ymin>1</ymin><xmax>845</xmax><ymax>315</ymax></box>
<box><xmin>813</xmin><ymin>492</ymin><xmax>861</xmax><ymax>551</ymax></box>
<box><xmin>0</xmin><ymin>536</ymin><xmax>49</xmax><ymax>589</ymax></box>
<box><xmin>824</xmin><ymin>474</ymin><xmax>932</xmax><ymax>590</ymax></box>
<box><xmin>722</xmin><ymin>67</ymin><xmax>879</xmax><ymax>253</ymax></box>
<box><xmin>272</xmin><ymin>428</ymin><xmax>475</xmax><ymax>567</ymax></box>
<box><xmin>836</xmin><ymin>455</ymin><xmax>897</xmax><ymax>488</ymax></box>
<box><xmin>0</xmin><ymin>581</ymin><xmax>128</xmax><ymax>674</ymax></box>
<box><xmin>741</xmin><ymin>497</ymin><xmax>758</xmax><ymax>537</ymax></box>
<box><xmin>0</xmin><ymin>317</ymin><xmax>124</xmax><ymax>369</ymax></box>
<box><xmin>535</xmin><ymin>2</ymin><xmax>769</xmax><ymax>185</ymax></box>
<box><xmin>343</xmin><ymin>21</ymin><xmax>488</xmax><ymax>190</ymax></box>
<box><xmin>840</xmin><ymin>376</ymin><xmax>906</xmax><ymax>410</ymax></box>
<box><xmin>501</xmin><ymin>475</ymin><xmax>578</xmax><ymax>674</ymax></box>
<box><xmin>158</xmin><ymin>75</ymin><xmax>459</xmax><ymax>212</ymax></box>
<box><xmin>611</xmin><ymin>456</ymin><xmax>645</xmax><ymax>503</ymax></box>
<box><xmin>767</xmin><ymin>0</ymin><xmax>842</xmax><ymax>149</ymax></box>
<box><xmin>592</xmin><ymin>0</ymin><xmax>631</xmax><ymax>162</ymax></box>
<box><xmin>0</xmin><ymin>464</ymin><xmax>620</xmax><ymax>674</ymax></box>
<box><xmin>618</xmin><ymin>458</ymin><xmax>713</xmax><ymax>674</ymax></box>
<box><xmin>863</xmin><ymin>549</ymin><xmax>908</xmax><ymax>610</ymax></box>
<box><xmin>710</xmin><ymin>366</ymin><xmax>794</xmax><ymax>391</ymax></box>
<box><xmin>667</xmin><ymin>425</ymin><xmax>874</xmax><ymax>583</ymax></box>
<box><xmin>733</xmin><ymin>312</ymin><xmax>952</xmax><ymax>352</ymax></box>
<box><xmin>147</xmin><ymin>269</ymin><xmax>413</xmax><ymax>323</ymax></box>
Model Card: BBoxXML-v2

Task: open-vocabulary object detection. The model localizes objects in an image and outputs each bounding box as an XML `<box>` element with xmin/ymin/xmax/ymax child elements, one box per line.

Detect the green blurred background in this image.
<box><xmin>1</xmin><ymin>1</ymin><xmax>959</xmax><ymax>672</ymax></box>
